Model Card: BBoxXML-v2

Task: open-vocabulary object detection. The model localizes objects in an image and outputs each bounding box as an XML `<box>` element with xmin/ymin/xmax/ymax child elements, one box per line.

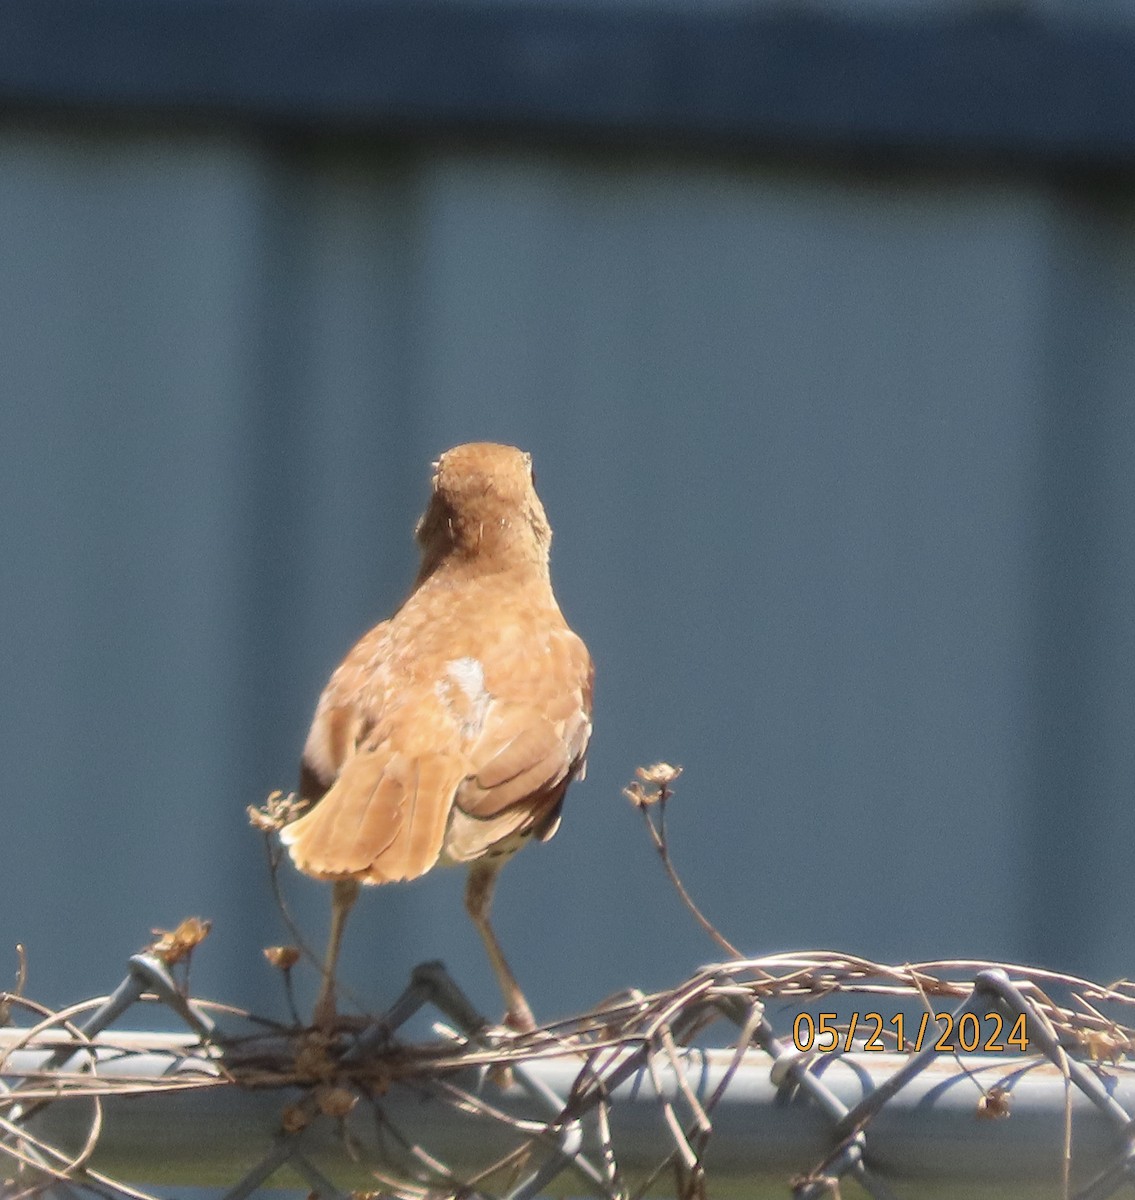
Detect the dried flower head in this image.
<box><xmin>248</xmin><ymin>790</ymin><xmax>309</xmax><ymax>833</ymax></box>
<box><xmin>976</xmin><ymin>1086</ymin><xmax>1011</xmax><ymax>1120</ymax></box>
<box><xmin>638</xmin><ymin>763</ymin><xmax>682</xmax><ymax>788</ymax></box>
<box><xmin>624</xmin><ymin>762</ymin><xmax>682</xmax><ymax>807</ymax></box>
<box><xmin>264</xmin><ymin>945</ymin><xmax>301</xmax><ymax>971</ymax></box>
<box><xmin>149</xmin><ymin>917</ymin><xmax>212</xmax><ymax>966</ymax></box>
<box><xmin>1079</xmin><ymin>1028</ymin><xmax>1128</xmax><ymax>1062</ymax></box>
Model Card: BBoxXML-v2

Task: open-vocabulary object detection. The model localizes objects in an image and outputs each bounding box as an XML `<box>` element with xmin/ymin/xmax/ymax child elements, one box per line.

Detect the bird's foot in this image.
<box><xmin>484</xmin><ymin>1013</ymin><xmax>535</xmax><ymax>1088</ymax></box>
<box><xmin>502</xmin><ymin>1004</ymin><xmax>537</xmax><ymax>1035</ymax></box>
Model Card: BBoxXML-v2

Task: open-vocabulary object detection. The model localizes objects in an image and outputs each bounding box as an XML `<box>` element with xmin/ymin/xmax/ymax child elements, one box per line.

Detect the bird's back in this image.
<box><xmin>283</xmin><ymin>560</ymin><xmax>593</xmax><ymax>885</ymax></box>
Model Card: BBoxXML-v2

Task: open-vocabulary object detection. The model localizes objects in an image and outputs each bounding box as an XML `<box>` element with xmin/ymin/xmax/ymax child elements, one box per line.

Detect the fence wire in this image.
<box><xmin>4</xmin><ymin>944</ymin><xmax>1135</xmax><ymax>1199</ymax></box>
<box><xmin>5</xmin><ymin>768</ymin><xmax>1135</xmax><ymax>1198</ymax></box>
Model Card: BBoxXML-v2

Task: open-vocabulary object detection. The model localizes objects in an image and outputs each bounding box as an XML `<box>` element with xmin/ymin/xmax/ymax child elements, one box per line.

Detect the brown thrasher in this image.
<box><xmin>281</xmin><ymin>443</ymin><xmax>593</xmax><ymax>1030</ymax></box>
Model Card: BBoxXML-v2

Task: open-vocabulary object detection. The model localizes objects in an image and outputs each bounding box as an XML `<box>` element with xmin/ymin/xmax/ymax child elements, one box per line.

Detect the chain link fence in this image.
<box><xmin>4</xmin><ymin>772</ymin><xmax>1135</xmax><ymax>1199</ymax></box>
<box><xmin>4</xmin><ymin>943</ymin><xmax>1135</xmax><ymax>1199</ymax></box>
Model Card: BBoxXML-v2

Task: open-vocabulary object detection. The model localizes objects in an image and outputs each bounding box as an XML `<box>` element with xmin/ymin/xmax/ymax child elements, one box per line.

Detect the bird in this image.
<box><xmin>280</xmin><ymin>442</ymin><xmax>593</xmax><ymax>1031</ymax></box>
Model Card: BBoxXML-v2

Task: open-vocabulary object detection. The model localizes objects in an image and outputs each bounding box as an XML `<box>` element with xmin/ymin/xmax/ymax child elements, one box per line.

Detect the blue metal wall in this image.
<box><xmin>3</xmin><ymin>4</ymin><xmax>1135</xmax><ymax>1026</ymax></box>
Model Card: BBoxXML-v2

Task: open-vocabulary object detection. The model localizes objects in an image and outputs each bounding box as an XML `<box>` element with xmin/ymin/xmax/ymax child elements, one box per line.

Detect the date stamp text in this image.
<box><xmin>792</xmin><ymin>1011</ymin><xmax>1029</xmax><ymax>1054</ymax></box>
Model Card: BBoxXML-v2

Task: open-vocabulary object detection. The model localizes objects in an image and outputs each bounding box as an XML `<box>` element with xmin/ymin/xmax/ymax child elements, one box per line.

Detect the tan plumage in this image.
<box><xmin>282</xmin><ymin>443</ymin><xmax>593</xmax><ymax>1029</ymax></box>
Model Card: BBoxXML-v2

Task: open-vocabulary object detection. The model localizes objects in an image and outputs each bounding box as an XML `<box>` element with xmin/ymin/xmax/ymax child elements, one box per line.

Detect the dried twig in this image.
<box><xmin>625</xmin><ymin>764</ymin><xmax>749</xmax><ymax>963</ymax></box>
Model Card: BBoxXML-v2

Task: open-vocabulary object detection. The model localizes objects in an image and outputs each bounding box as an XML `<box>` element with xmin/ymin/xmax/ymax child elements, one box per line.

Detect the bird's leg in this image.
<box><xmin>313</xmin><ymin>878</ymin><xmax>360</xmax><ymax>1028</ymax></box>
<box><xmin>464</xmin><ymin>862</ymin><xmax>535</xmax><ymax>1033</ymax></box>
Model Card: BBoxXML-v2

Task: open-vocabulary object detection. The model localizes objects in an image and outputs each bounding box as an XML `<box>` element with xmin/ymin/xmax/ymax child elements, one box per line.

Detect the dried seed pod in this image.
<box><xmin>264</xmin><ymin>945</ymin><xmax>301</xmax><ymax>971</ymax></box>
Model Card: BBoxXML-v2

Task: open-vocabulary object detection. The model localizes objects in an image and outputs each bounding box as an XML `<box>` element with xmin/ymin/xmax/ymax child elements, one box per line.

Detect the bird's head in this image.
<box><xmin>415</xmin><ymin>442</ymin><xmax>552</xmax><ymax>576</ymax></box>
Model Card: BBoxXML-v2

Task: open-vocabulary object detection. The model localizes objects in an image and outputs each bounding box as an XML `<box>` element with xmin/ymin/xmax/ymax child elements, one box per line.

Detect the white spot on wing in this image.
<box><xmin>447</xmin><ymin>656</ymin><xmax>486</xmax><ymax>701</ymax></box>
<box><xmin>436</xmin><ymin>656</ymin><xmax>491</xmax><ymax>736</ymax></box>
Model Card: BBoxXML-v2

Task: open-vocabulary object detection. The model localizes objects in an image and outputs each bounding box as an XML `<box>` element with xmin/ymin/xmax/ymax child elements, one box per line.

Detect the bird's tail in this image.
<box><xmin>281</xmin><ymin>749</ymin><xmax>465</xmax><ymax>884</ymax></box>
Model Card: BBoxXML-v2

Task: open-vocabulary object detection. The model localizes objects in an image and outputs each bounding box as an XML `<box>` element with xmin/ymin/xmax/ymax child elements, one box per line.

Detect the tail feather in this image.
<box><xmin>282</xmin><ymin>748</ymin><xmax>464</xmax><ymax>883</ymax></box>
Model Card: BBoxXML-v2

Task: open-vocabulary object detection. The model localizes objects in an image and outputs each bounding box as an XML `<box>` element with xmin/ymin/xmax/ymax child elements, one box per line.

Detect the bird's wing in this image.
<box><xmin>456</xmin><ymin>626</ymin><xmax>593</xmax><ymax>815</ymax></box>
<box><xmin>282</xmin><ymin>738</ymin><xmax>467</xmax><ymax>884</ymax></box>
<box><xmin>435</xmin><ymin>623</ymin><xmax>591</xmax><ymax>862</ymax></box>
<box><xmin>299</xmin><ymin>618</ymin><xmax>394</xmax><ymax>800</ymax></box>
<box><xmin>457</xmin><ymin>703</ymin><xmax>587</xmax><ymax>816</ymax></box>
